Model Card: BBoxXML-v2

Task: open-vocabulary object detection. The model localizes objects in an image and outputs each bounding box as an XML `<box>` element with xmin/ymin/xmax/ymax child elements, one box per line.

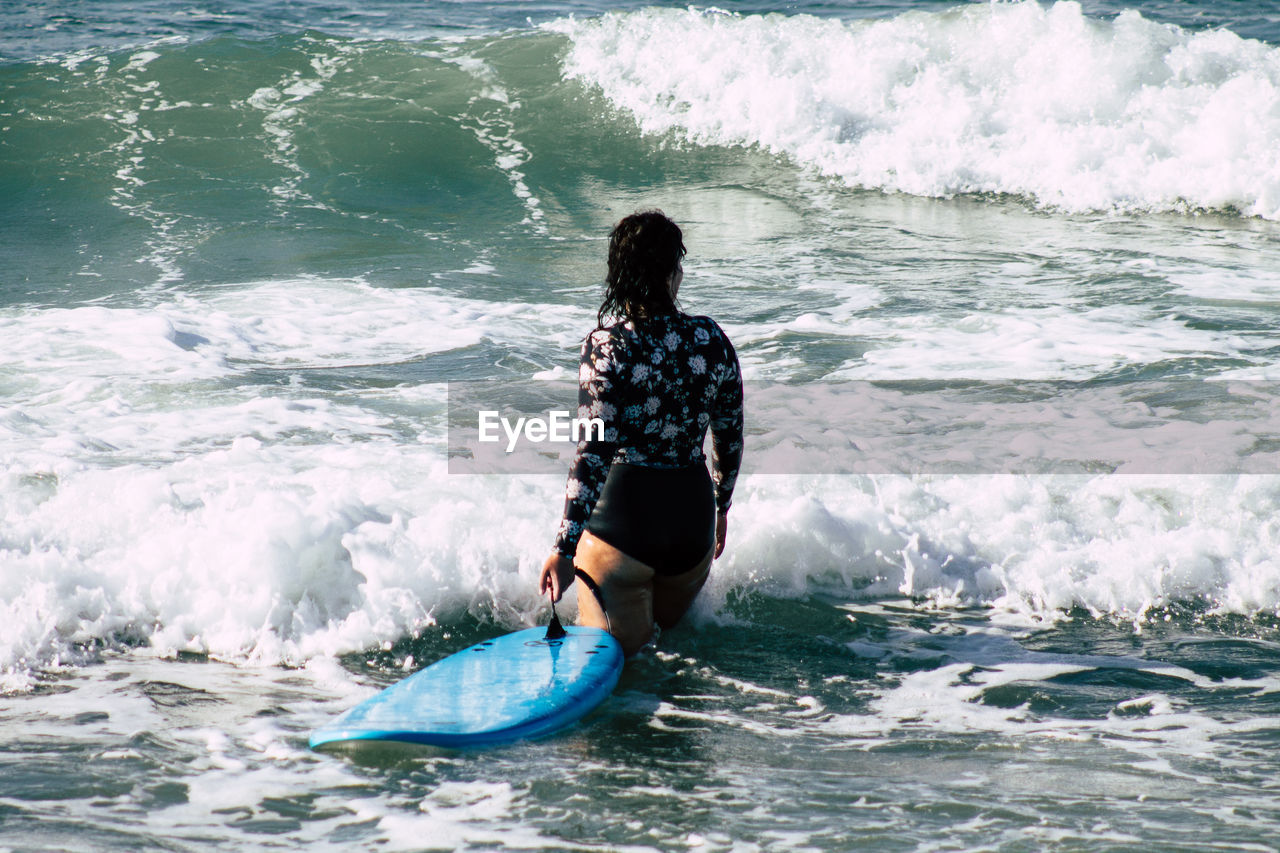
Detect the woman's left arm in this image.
<box><xmin>709</xmin><ymin>328</ymin><xmax>744</xmax><ymax>516</ymax></box>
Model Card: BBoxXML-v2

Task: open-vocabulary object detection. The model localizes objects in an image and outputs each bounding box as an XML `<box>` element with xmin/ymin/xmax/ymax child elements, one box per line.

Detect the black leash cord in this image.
<box><xmin>574</xmin><ymin>568</ymin><xmax>612</xmax><ymax>634</ymax></box>
<box><xmin>543</xmin><ymin>569</ymin><xmax>612</xmax><ymax>639</ymax></box>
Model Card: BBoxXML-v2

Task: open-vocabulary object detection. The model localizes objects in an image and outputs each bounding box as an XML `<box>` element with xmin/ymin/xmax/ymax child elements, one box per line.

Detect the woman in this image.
<box><xmin>538</xmin><ymin>210</ymin><xmax>744</xmax><ymax>656</ymax></box>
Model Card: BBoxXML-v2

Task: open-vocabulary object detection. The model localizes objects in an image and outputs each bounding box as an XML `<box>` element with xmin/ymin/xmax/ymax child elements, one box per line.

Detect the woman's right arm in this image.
<box><xmin>551</xmin><ymin>330</ymin><xmax>621</xmax><ymax>561</ymax></box>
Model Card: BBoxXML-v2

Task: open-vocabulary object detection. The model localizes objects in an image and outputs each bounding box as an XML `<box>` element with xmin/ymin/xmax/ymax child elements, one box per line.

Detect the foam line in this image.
<box><xmin>553</xmin><ymin>2</ymin><xmax>1280</xmax><ymax>219</ymax></box>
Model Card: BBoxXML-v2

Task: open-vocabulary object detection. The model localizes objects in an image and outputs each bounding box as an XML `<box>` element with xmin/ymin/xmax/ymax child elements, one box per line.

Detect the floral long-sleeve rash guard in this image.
<box><xmin>553</xmin><ymin>312</ymin><xmax>744</xmax><ymax>559</ymax></box>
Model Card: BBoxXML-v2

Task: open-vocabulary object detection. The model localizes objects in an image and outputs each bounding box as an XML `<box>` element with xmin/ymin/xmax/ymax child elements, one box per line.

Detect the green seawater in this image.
<box><xmin>6</xmin><ymin>3</ymin><xmax>1280</xmax><ymax>850</ymax></box>
<box><xmin>4</xmin><ymin>603</ymin><xmax>1280</xmax><ymax>850</ymax></box>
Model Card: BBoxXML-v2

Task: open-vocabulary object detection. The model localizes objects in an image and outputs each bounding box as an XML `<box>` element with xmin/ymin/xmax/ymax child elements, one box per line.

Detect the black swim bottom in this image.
<box><xmin>585</xmin><ymin>462</ymin><xmax>716</xmax><ymax>576</ymax></box>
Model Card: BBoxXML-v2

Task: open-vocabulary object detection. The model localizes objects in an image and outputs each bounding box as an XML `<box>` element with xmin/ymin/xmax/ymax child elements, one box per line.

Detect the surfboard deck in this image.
<box><xmin>309</xmin><ymin>625</ymin><xmax>624</xmax><ymax>749</ymax></box>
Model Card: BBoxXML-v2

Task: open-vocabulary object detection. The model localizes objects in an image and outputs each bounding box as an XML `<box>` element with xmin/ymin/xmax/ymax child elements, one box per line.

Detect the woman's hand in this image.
<box><xmin>714</xmin><ymin>512</ymin><xmax>728</xmax><ymax>559</ymax></box>
<box><xmin>539</xmin><ymin>552</ymin><xmax>576</xmax><ymax>602</ymax></box>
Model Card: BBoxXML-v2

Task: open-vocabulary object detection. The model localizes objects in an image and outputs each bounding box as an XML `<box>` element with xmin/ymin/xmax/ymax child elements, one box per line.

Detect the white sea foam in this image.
<box><xmin>245</xmin><ymin>40</ymin><xmax>355</xmax><ymax>209</ymax></box>
<box><xmin>552</xmin><ymin>2</ymin><xmax>1280</xmax><ymax>219</ymax></box>
<box><xmin>97</xmin><ymin>47</ymin><xmax>186</xmax><ymax>283</ymax></box>
<box><xmin>437</xmin><ymin>48</ymin><xmax>550</xmax><ymax>234</ymax></box>
<box><xmin>0</xmin><ymin>279</ymin><xmax>587</xmax><ymax>679</ymax></box>
<box><xmin>690</xmin><ymin>472</ymin><xmax>1280</xmax><ymax>629</ymax></box>
<box><xmin>4</xmin><ymin>277</ymin><xmax>1280</xmax><ymax>683</ymax></box>
<box><xmin>815</xmin><ymin>615</ymin><xmax>1280</xmax><ymax>794</ymax></box>
<box><xmin>723</xmin><ymin>303</ymin><xmax>1261</xmax><ymax>380</ymax></box>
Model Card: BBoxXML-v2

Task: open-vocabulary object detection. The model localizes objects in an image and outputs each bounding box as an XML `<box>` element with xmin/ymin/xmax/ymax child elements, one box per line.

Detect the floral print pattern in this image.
<box><xmin>554</xmin><ymin>312</ymin><xmax>744</xmax><ymax>558</ymax></box>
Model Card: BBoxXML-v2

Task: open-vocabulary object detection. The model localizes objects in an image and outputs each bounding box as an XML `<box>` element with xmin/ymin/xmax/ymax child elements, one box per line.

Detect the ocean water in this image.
<box><xmin>4</xmin><ymin>0</ymin><xmax>1280</xmax><ymax>849</ymax></box>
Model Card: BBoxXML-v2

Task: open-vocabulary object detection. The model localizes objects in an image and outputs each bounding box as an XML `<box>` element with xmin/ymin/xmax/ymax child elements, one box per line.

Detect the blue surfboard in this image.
<box><xmin>309</xmin><ymin>626</ymin><xmax>624</xmax><ymax>749</ymax></box>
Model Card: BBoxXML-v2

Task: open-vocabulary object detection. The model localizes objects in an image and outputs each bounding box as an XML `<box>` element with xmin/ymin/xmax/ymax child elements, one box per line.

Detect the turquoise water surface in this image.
<box><xmin>4</xmin><ymin>1</ymin><xmax>1280</xmax><ymax>849</ymax></box>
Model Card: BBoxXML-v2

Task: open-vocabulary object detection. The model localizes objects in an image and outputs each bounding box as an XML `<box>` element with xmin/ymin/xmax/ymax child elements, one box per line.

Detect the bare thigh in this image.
<box><xmin>652</xmin><ymin>548</ymin><xmax>712</xmax><ymax>630</ymax></box>
<box><xmin>574</xmin><ymin>531</ymin><xmax>713</xmax><ymax>657</ymax></box>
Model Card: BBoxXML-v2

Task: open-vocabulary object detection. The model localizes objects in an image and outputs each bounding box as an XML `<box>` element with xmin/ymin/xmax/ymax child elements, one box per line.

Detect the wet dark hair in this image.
<box><xmin>598</xmin><ymin>210</ymin><xmax>686</xmax><ymax>325</ymax></box>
